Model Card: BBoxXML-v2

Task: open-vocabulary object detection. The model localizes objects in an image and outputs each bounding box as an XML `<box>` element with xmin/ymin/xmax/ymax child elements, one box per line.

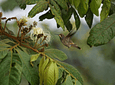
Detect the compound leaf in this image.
<box><xmin>16</xmin><ymin>48</ymin><xmax>39</xmax><ymax>85</ymax></box>
<box><xmin>57</xmin><ymin>61</ymin><xmax>83</xmax><ymax>85</ymax></box>
<box><xmin>0</xmin><ymin>52</ymin><xmax>22</xmax><ymax>85</ymax></box>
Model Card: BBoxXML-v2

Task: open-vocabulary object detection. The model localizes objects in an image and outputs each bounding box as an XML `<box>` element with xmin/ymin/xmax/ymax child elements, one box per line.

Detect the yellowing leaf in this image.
<box><xmin>40</xmin><ymin>58</ymin><xmax>50</xmax><ymax>85</ymax></box>
<box><xmin>39</xmin><ymin>56</ymin><xmax>45</xmax><ymax>85</ymax></box>
<box><xmin>30</xmin><ymin>54</ymin><xmax>40</xmax><ymax>66</ymax></box>
<box><xmin>54</xmin><ymin>62</ymin><xmax>59</xmax><ymax>84</ymax></box>
<box><xmin>44</xmin><ymin>59</ymin><xmax>55</xmax><ymax>85</ymax></box>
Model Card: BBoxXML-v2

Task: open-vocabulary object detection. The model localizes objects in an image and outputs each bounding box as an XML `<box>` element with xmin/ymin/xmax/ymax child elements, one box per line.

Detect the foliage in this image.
<box><xmin>0</xmin><ymin>12</ymin><xmax>82</xmax><ymax>85</ymax></box>
<box><xmin>14</xmin><ymin>0</ymin><xmax>114</xmax><ymax>47</ymax></box>
<box><xmin>0</xmin><ymin>0</ymin><xmax>115</xmax><ymax>85</ymax></box>
<box><xmin>87</xmin><ymin>13</ymin><xmax>115</xmax><ymax>47</ymax></box>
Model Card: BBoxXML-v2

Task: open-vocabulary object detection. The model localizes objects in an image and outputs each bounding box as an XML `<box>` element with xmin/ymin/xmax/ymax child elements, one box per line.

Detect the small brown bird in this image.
<box><xmin>58</xmin><ymin>31</ymin><xmax>81</xmax><ymax>49</ymax></box>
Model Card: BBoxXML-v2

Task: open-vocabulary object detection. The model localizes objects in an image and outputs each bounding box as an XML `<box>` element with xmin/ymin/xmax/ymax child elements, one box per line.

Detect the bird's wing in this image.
<box><xmin>66</xmin><ymin>29</ymin><xmax>76</xmax><ymax>38</ymax></box>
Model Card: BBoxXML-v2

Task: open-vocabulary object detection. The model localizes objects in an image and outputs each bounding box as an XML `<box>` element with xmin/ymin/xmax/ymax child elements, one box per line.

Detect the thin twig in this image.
<box><xmin>33</xmin><ymin>37</ymin><xmax>39</xmax><ymax>48</ymax></box>
<box><xmin>4</xmin><ymin>17</ymin><xmax>17</xmax><ymax>31</ymax></box>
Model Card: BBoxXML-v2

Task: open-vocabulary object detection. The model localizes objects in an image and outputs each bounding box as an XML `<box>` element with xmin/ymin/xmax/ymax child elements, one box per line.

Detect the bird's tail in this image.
<box><xmin>71</xmin><ymin>44</ymin><xmax>81</xmax><ymax>50</ymax></box>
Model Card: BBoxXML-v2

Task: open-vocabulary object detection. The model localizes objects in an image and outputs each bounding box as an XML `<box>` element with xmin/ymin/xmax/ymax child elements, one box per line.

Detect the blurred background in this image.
<box><xmin>0</xmin><ymin>0</ymin><xmax>115</xmax><ymax>85</ymax></box>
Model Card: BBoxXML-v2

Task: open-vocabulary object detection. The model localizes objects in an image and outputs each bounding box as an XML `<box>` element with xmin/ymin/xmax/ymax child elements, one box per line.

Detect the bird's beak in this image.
<box><xmin>58</xmin><ymin>34</ymin><xmax>61</xmax><ymax>37</ymax></box>
<box><xmin>55</xmin><ymin>34</ymin><xmax>61</xmax><ymax>36</ymax></box>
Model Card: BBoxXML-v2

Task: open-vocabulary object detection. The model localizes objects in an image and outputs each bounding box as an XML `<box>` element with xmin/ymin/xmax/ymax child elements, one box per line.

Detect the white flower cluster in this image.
<box><xmin>30</xmin><ymin>26</ymin><xmax>51</xmax><ymax>44</ymax></box>
<box><xmin>19</xmin><ymin>16</ymin><xmax>51</xmax><ymax>44</ymax></box>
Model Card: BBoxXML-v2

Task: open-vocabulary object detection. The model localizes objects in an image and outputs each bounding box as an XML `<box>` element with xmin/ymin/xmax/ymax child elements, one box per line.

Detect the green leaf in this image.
<box><xmin>90</xmin><ymin>0</ymin><xmax>102</xmax><ymax>16</ymax></box>
<box><xmin>87</xmin><ymin>13</ymin><xmax>115</xmax><ymax>47</ymax></box>
<box><xmin>30</xmin><ymin>53</ymin><xmax>40</xmax><ymax>66</ymax></box>
<box><xmin>1</xmin><ymin>0</ymin><xmax>18</xmax><ymax>11</ymax></box>
<box><xmin>39</xmin><ymin>10</ymin><xmax>54</xmax><ymax>21</ymax></box>
<box><xmin>16</xmin><ymin>48</ymin><xmax>39</xmax><ymax>85</ymax></box>
<box><xmin>78</xmin><ymin>0</ymin><xmax>89</xmax><ymax>17</ymax></box>
<box><xmin>44</xmin><ymin>49</ymin><xmax>67</xmax><ymax>61</ymax></box>
<box><xmin>73</xmin><ymin>0</ymin><xmax>81</xmax><ymax>9</ymax></box>
<box><xmin>0</xmin><ymin>52</ymin><xmax>22</xmax><ymax>85</ymax></box>
<box><xmin>56</xmin><ymin>68</ymin><xmax>65</xmax><ymax>85</ymax></box>
<box><xmin>69</xmin><ymin>0</ymin><xmax>73</xmax><ymax>4</ymax></box>
<box><xmin>19</xmin><ymin>1</ymin><xmax>26</xmax><ymax>10</ymax></box>
<box><xmin>109</xmin><ymin>1</ymin><xmax>115</xmax><ymax>15</ymax></box>
<box><xmin>0</xmin><ymin>39</ymin><xmax>15</xmax><ymax>45</ymax></box>
<box><xmin>75</xmin><ymin>79</ymin><xmax>82</xmax><ymax>85</ymax></box>
<box><xmin>26</xmin><ymin>0</ymin><xmax>42</xmax><ymax>5</ymax></box>
<box><xmin>85</xmin><ymin>8</ymin><xmax>94</xmax><ymax>28</ymax></box>
<box><xmin>57</xmin><ymin>61</ymin><xmax>83</xmax><ymax>85</ymax></box>
<box><xmin>49</xmin><ymin>4</ymin><xmax>65</xmax><ymax>30</ymax></box>
<box><xmin>62</xmin><ymin>7</ymin><xmax>73</xmax><ymax>22</ymax></box>
<box><xmin>62</xmin><ymin>75</ymin><xmax>73</xmax><ymax>85</ymax></box>
<box><xmin>55</xmin><ymin>0</ymin><xmax>68</xmax><ymax>10</ymax></box>
<box><xmin>0</xmin><ymin>48</ymin><xmax>9</xmax><ymax>60</ymax></box>
<box><xmin>66</xmin><ymin>21</ymin><xmax>72</xmax><ymax>32</ymax></box>
<box><xmin>69</xmin><ymin>0</ymin><xmax>80</xmax><ymax>9</ymax></box>
<box><xmin>58</xmin><ymin>67</ymin><xmax>64</xmax><ymax>79</ymax></box>
<box><xmin>0</xmin><ymin>43</ymin><xmax>11</xmax><ymax>48</ymax></box>
<box><xmin>100</xmin><ymin>0</ymin><xmax>111</xmax><ymax>22</ymax></box>
<box><xmin>18</xmin><ymin>46</ymin><xmax>28</xmax><ymax>54</ymax></box>
<box><xmin>28</xmin><ymin>1</ymin><xmax>48</xmax><ymax>18</ymax></box>
<box><xmin>61</xmin><ymin>8</ymin><xmax>73</xmax><ymax>31</ymax></box>
<box><xmin>73</xmin><ymin>8</ymin><xmax>81</xmax><ymax>30</ymax></box>
<box><xmin>0</xmin><ymin>39</ymin><xmax>15</xmax><ymax>60</ymax></box>
<box><xmin>50</xmin><ymin>0</ymin><xmax>61</xmax><ymax>16</ymax></box>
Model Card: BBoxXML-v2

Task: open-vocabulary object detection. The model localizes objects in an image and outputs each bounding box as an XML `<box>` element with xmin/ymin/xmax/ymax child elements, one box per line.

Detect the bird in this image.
<box><xmin>58</xmin><ymin>31</ymin><xmax>81</xmax><ymax>49</ymax></box>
